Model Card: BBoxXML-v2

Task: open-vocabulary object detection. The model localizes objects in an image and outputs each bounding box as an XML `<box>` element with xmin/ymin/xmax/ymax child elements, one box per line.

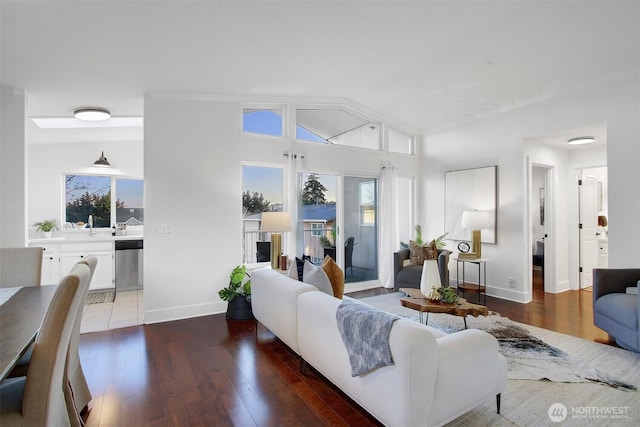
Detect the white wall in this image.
<box><xmin>143</xmin><ymin>95</ymin><xmax>418</xmax><ymax>323</ymax></box>
<box><xmin>27</xmin><ymin>140</ymin><xmax>144</xmax><ymax>237</ymax></box>
<box><xmin>1</xmin><ymin>88</ymin><xmax>27</xmax><ymax>246</ymax></box>
<box><xmin>423</xmin><ymin>75</ymin><xmax>639</xmax><ymax>302</ymax></box>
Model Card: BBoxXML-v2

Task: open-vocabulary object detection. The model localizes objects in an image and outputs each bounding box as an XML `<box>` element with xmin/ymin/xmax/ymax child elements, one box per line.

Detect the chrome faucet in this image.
<box><xmin>88</xmin><ymin>214</ymin><xmax>96</xmax><ymax>235</ymax></box>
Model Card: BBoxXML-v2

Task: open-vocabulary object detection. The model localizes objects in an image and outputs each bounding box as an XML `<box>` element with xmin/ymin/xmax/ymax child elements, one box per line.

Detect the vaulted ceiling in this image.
<box><xmin>2</xmin><ymin>1</ymin><xmax>638</xmax><ymax>145</ymax></box>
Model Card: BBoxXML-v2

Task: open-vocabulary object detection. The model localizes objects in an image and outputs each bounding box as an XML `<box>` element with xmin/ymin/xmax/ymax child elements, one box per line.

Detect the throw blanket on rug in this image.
<box><xmin>336</xmin><ymin>299</ymin><xmax>399</xmax><ymax>377</ymax></box>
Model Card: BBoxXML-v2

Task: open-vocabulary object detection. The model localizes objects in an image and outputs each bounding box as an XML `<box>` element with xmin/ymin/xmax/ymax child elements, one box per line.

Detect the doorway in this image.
<box><xmin>531</xmin><ymin>165</ymin><xmax>550</xmax><ymax>293</ymax></box>
<box><xmin>295</xmin><ymin>172</ymin><xmax>378</xmax><ymax>284</ymax></box>
<box><xmin>578</xmin><ymin>167</ymin><xmax>608</xmax><ymax>288</ymax></box>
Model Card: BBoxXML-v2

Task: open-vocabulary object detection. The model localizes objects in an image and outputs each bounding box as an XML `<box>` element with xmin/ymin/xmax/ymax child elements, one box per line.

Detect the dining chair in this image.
<box><xmin>65</xmin><ymin>256</ymin><xmax>97</xmax><ymax>419</ymax></box>
<box><xmin>0</xmin><ymin>247</ymin><xmax>44</xmax><ymax>287</ymax></box>
<box><xmin>0</xmin><ymin>262</ymin><xmax>90</xmax><ymax>426</ymax></box>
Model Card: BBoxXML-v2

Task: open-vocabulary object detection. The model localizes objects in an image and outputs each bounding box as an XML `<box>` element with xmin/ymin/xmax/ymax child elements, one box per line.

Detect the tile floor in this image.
<box><xmin>80</xmin><ymin>290</ymin><xmax>144</xmax><ymax>334</ymax></box>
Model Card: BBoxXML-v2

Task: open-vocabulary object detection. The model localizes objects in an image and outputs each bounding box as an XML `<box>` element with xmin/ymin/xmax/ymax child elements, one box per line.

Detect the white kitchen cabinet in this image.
<box><xmin>598</xmin><ymin>240</ymin><xmax>609</xmax><ymax>268</ymax></box>
<box><xmin>39</xmin><ymin>244</ymin><xmax>60</xmax><ymax>285</ymax></box>
<box><xmin>31</xmin><ymin>240</ymin><xmax>115</xmax><ymax>290</ymax></box>
<box><xmin>59</xmin><ymin>242</ymin><xmax>114</xmax><ymax>290</ymax></box>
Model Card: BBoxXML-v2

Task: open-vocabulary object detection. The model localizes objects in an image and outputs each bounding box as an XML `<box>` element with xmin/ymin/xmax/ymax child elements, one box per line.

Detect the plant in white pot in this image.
<box><xmin>34</xmin><ymin>219</ymin><xmax>58</xmax><ymax>238</ymax></box>
<box><xmin>218</xmin><ymin>265</ymin><xmax>253</xmax><ymax>320</ymax></box>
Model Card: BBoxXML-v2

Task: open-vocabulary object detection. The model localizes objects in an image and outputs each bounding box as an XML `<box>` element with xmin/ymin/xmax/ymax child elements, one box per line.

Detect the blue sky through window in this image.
<box><xmin>243</xmin><ymin>109</ymin><xmax>282</xmax><ymax>136</ymax></box>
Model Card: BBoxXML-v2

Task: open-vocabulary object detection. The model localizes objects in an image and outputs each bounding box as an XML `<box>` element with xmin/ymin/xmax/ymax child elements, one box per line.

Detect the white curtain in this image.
<box><xmin>378</xmin><ymin>161</ymin><xmax>399</xmax><ymax>288</ymax></box>
<box><xmin>285</xmin><ymin>152</ymin><xmax>301</xmax><ymax>259</ymax></box>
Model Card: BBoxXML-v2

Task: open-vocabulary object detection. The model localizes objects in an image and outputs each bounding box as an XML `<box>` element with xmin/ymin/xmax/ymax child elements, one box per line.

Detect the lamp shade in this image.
<box><xmin>461</xmin><ymin>210</ymin><xmax>493</xmax><ymax>229</ymax></box>
<box><xmin>260</xmin><ymin>212</ymin><xmax>291</xmax><ymax>233</ymax></box>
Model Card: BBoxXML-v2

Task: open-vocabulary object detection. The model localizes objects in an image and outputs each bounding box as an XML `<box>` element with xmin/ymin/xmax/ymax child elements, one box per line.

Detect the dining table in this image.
<box><xmin>0</xmin><ymin>284</ymin><xmax>57</xmax><ymax>381</ymax></box>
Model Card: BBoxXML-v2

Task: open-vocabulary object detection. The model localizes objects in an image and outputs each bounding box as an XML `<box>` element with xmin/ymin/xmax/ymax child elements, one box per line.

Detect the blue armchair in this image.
<box><xmin>593</xmin><ymin>268</ymin><xmax>640</xmax><ymax>352</ymax></box>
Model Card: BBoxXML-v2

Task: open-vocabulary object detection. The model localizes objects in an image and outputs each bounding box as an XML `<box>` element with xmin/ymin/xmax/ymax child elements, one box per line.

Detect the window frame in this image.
<box><xmin>63</xmin><ymin>173</ymin><xmax>144</xmax><ymax>228</ymax></box>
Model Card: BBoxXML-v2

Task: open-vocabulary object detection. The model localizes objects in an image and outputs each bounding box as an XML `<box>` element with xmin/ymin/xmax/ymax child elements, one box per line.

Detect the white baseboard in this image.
<box><xmin>144</xmin><ymin>300</ymin><xmax>227</xmax><ymax>325</ymax></box>
<box><xmin>344</xmin><ymin>280</ymin><xmax>384</xmax><ymax>293</ymax></box>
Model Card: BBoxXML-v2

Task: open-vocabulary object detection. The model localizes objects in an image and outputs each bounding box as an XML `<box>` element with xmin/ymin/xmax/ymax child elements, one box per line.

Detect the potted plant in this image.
<box><xmin>34</xmin><ymin>219</ymin><xmax>57</xmax><ymax>238</ymax></box>
<box><xmin>218</xmin><ymin>265</ymin><xmax>253</xmax><ymax>320</ymax></box>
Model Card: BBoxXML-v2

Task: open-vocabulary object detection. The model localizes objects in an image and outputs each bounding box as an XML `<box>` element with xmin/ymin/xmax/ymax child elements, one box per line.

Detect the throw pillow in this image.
<box><xmin>402</xmin><ymin>259</ymin><xmax>412</xmax><ymax>268</ymax></box>
<box><xmin>289</xmin><ymin>255</ymin><xmax>311</xmax><ymax>281</ymax></box>
<box><xmin>423</xmin><ymin>240</ymin><xmax>438</xmax><ymax>260</ymax></box>
<box><xmin>409</xmin><ymin>240</ymin><xmax>424</xmax><ymax>265</ymax></box>
<box><xmin>321</xmin><ymin>255</ymin><xmax>345</xmax><ymax>299</ymax></box>
<box><xmin>303</xmin><ymin>260</ymin><xmax>333</xmax><ymax>296</ymax></box>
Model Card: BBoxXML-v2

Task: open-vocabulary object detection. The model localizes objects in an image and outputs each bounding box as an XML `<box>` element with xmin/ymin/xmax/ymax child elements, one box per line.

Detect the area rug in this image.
<box><xmin>359</xmin><ymin>293</ymin><xmax>637</xmax><ymax>391</ymax></box>
<box><xmin>86</xmin><ymin>290</ymin><xmax>115</xmax><ymax>305</ymax></box>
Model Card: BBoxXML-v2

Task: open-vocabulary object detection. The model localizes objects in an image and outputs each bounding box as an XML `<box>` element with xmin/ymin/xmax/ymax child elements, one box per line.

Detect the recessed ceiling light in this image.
<box><xmin>74</xmin><ymin>107</ymin><xmax>111</xmax><ymax>121</ymax></box>
<box><xmin>568</xmin><ymin>136</ymin><xmax>595</xmax><ymax>145</ymax></box>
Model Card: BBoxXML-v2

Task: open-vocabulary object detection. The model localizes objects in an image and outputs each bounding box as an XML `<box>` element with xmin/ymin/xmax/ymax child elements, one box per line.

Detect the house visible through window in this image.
<box><xmin>311</xmin><ymin>223</ymin><xmax>324</xmax><ymax>236</ymax></box>
<box><xmin>360</xmin><ymin>181</ymin><xmax>376</xmax><ymax>225</ymax></box>
<box><xmin>115</xmin><ymin>179</ymin><xmax>144</xmax><ymax>225</ymax></box>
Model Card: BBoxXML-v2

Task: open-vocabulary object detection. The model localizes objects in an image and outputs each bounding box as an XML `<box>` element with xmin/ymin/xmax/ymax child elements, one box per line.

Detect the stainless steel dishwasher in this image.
<box><xmin>115</xmin><ymin>239</ymin><xmax>143</xmax><ymax>291</ymax></box>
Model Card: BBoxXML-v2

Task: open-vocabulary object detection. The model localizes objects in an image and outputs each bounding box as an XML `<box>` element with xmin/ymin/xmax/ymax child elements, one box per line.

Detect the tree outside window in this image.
<box><xmin>65</xmin><ymin>175</ymin><xmax>114</xmax><ymax>227</ymax></box>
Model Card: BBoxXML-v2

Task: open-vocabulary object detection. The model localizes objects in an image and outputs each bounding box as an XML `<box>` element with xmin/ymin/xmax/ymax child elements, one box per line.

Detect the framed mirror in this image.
<box><xmin>445</xmin><ymin>166</ymin><xmax>497</xmax><ymax>243</ymax></box>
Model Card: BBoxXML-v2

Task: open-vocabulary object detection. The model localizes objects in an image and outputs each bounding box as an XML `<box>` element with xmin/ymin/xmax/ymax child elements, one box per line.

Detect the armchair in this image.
<box><xmin>593</xmin><ymin>268</ymin><xmax>640</xmax><ymax>352</ymax></box>
<box><xmin>393</xmin><ymin>248</ymin><xmax>451</xmax><ymax>292</ymax></box>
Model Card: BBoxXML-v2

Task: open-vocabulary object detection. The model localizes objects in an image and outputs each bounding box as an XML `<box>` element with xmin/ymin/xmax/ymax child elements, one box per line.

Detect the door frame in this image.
<box><xmin>527</xmin><ymin>160</ymin><xmax>556</xmax><ymax>299</ymax></box>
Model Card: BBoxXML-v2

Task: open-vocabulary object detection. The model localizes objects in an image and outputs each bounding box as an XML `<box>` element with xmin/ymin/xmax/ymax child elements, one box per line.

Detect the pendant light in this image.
<box><xmin>93</xmin><ymin>151</ymin><xmax>111</xmax><ymax>167</ymax></box>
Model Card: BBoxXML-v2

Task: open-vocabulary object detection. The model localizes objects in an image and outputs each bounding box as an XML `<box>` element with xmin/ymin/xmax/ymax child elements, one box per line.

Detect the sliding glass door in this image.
<box><xmin>296</xmin><ymin>172</ymin><xmax>378</xmax><ymax>284</ymax></box>
<box><xmin>343</xmin><ymin>176</ymin><xmax>378</xmax><ymax>283</ymax></box>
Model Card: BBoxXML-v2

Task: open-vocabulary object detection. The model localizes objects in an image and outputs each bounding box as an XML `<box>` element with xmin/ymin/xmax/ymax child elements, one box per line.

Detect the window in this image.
<box><xmin>242</xmin><ymin>107</ymin><xmax>284</xmax><ymax>137</ymax></box>
<box><xmin>296</xmin><ymin>108</ymin><xmax>379</xmax><ymax>150</ymax></box>
<box><xmin>311</xmin><ymin>223</ymin><xmax>324</xmax><ymax>236</ymax></box>
<box><xmin>115</xmin><ymin>179</ymin><xmax>144</xmax><ymax>225</ymax></box>
<box><xmin>242</xmin><ymin>165</ymin><xmax>284</xmax><ymax>263</ymax></box>
<box><xmin>65</xmin><ymin>175</ymin><xmax>112</xmax><ymax>227</ymax></box>
<box><xmin>65</xmin><ymin>175</ymin><xmax>144</xmax><ymax>227</ymax></box>
<box><xmin>388</xmin><ymin>127</ymin><xmax>414</xmax><ymax>155</ymax></box>
<box><xmin>359</xmin><ymin>181</ymin><xmax>376</xmax><ymax>225</ymax></box>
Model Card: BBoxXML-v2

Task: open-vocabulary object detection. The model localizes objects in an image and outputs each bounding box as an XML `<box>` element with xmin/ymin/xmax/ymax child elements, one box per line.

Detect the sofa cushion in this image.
<box><xmin>396</xmin><ymin>264</ymin><xmax>423</xmax><ymax>285</ymax></box>
<box><xmin>321</xmin><ymin>255</ymin><xmax>345</xmax><ymax>299</ymax></box>
<box><xmin>303</xmin><ymin>260</ymin><xmax>334</xmax><ymax>296</ymax></box>
<box><xmin>595</xmin><ymin>293</ymin><xmax>638</xmax><ymax>330</ymax></box>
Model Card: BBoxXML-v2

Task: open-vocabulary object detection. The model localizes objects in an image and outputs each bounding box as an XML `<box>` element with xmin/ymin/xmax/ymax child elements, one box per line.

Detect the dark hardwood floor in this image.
<box><xmin>79</xmin><ymin>269</ymin><xmax>615</xmax><ymax>426</ymax></box>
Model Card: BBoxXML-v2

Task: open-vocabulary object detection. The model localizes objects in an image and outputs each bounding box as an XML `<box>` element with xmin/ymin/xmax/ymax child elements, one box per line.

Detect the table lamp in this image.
<box><xmin>461</xmin><ymin>210</ymin><xmax>493</xmax><ymax>259</ymax></box>
<box><xmin>260</xmin><ymin>212</ymin><xmax>291</xmax><ymax>269</ymax></box>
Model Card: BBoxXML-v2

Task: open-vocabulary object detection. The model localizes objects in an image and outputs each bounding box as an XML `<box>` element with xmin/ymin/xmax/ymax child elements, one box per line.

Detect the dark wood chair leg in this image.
<box><xmin>496</xmin><ymin>393</ymin><xmax>501</xmax><ymax>414</ymax></box>
<box><xmin>300</xmin><ymin>357</ymin><xmax>308</xmax><ymax>376</ymax></box>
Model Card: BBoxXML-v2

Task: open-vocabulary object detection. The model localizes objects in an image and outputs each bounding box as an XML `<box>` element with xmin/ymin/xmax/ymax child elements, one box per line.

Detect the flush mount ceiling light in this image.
<box><xmin>74</xmin><ymin>107</ymin><xmax>111</xmax><ymax>121</ymax></box>
<box><xmin>93</xmin><ymin>151</ymin><xmax>111</xmax><ymax>167</ymax></box>
<box><xmin>568</xmin><ymin>136</ymin><xmax>595</xmax><ymax>145</ymax></box>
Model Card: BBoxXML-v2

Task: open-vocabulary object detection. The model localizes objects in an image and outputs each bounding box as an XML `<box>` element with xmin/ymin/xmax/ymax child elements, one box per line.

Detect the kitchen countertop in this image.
<box><xmin>29</xmin><ymin>234</ymin><xmax>143</xmax><ymax>244</ymax></box>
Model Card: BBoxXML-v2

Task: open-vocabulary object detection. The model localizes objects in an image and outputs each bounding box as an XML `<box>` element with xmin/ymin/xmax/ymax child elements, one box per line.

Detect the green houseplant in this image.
<box><xmin>34</xmin><ymin>219</ymin><xmax>58</xmax><ymax>237</ymax></box>
<box><xmin>219</xmin><ymin>265</ymin><xmax>253</xmax><ymax>319</ymax></box>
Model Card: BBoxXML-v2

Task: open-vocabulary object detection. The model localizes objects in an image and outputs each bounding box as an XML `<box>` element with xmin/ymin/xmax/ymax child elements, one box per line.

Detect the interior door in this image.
<box><xmin>579</xmin><ymin>177</ymin><xmax>598</xmax><ymax>288</ymax></box>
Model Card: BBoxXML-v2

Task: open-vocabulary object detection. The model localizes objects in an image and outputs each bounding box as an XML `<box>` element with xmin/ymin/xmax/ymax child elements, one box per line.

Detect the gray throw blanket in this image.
<box><xmin>336</xmin><ymin>299</ymin><xmax>400</xmax><ymax>377</ymax></box>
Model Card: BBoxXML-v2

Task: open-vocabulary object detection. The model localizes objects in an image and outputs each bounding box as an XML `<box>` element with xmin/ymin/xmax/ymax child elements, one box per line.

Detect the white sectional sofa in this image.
<box><xmin>251</xmin><ymin>268</ymin><xmax>507</xmax><ymax>427</ymax></box>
